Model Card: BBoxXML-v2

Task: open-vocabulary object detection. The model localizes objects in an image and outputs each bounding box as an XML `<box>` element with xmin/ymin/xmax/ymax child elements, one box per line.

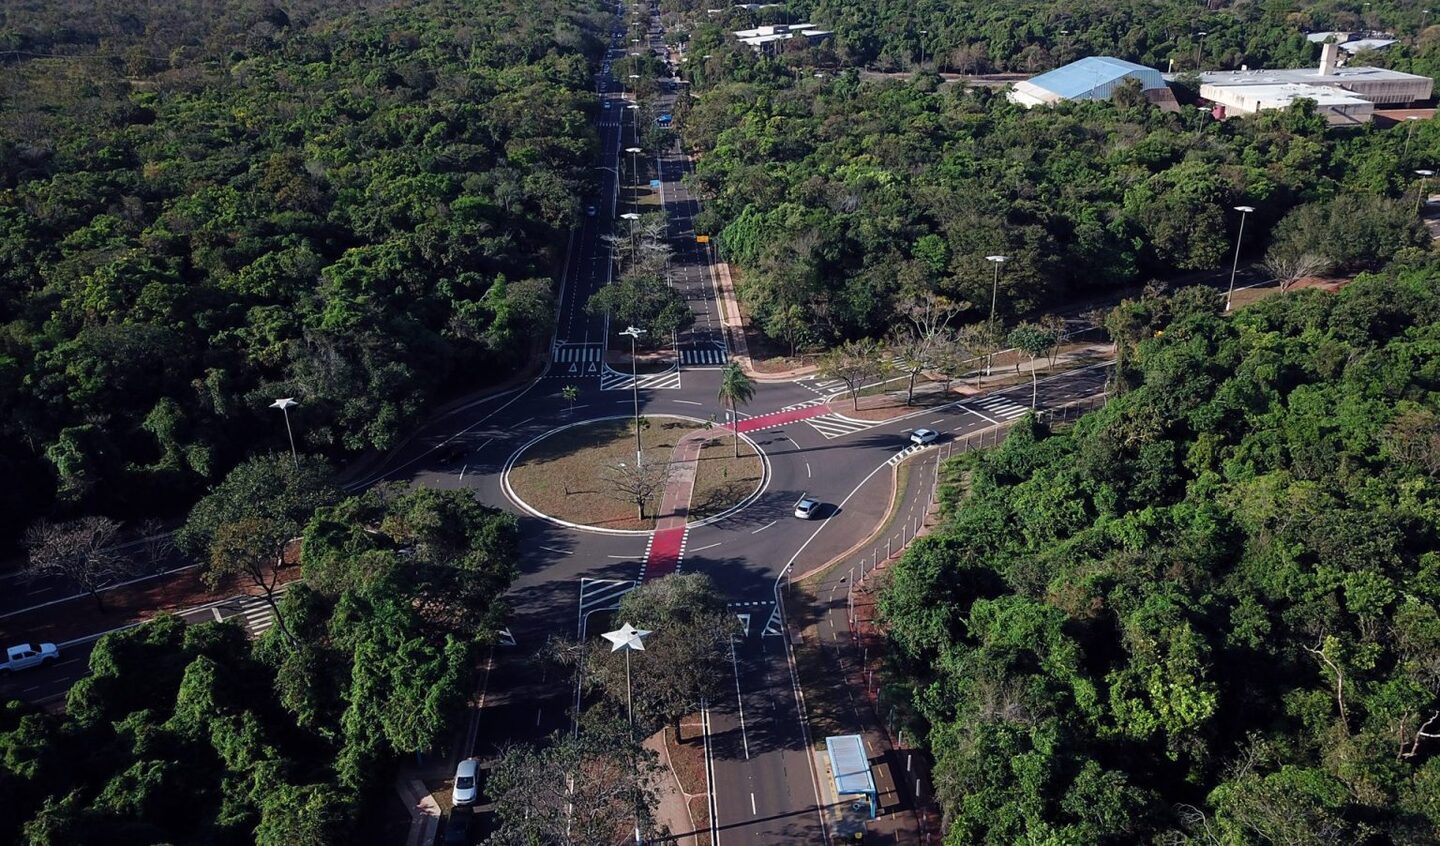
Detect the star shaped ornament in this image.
<box><xmin>602</xmin><ymin>622</ymin><xmax>651</xmax><ymax>652</ymax></box>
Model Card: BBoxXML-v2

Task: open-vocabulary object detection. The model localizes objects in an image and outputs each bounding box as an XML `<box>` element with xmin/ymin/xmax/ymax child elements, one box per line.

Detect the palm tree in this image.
<box><xmin>717</xmin><ymin>362</ymin><xmax>755</xmax><ymax>458</ymax></box>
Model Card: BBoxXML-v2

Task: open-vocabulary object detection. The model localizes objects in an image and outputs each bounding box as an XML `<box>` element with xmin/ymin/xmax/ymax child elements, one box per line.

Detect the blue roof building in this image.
<box><xmin>1009</xmin><ymin>56</ymin><xmax>1171</xmax><ymax>108</ymax></box>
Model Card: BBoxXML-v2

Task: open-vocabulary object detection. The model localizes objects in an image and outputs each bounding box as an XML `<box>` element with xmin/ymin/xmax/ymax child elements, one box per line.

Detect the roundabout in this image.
<box><xmin>501</xmin><ymin>414</ymin><xmax>768</xmax><ymax>534</ymax></box>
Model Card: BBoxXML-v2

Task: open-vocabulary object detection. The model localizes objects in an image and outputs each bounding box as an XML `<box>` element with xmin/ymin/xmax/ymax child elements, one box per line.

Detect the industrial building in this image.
<box><xmin>1008</xmin><ymin>56</ymin><xmax>1180</xmax><ymax>110</ymax></box>
<box><xmin>732</xmin><ymin>23</ymin><xmax>832</xmax><ymax>52</ymax></box>
<box><xmin>1196</xmin><ymin>42</ymin><xmax>1433</xmax><ymax>125</ymax></box>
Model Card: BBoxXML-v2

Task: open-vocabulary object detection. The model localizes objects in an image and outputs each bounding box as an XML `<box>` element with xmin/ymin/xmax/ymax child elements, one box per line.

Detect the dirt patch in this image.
<box><xmin>825</xmin><ymin>386</ymin><xmax>957</xmax><ymax>422</ymax></box>
<box><xmin>688</xmin><ymin>434</ymin><xmax>763</xmax><ymax>520</ymax></box>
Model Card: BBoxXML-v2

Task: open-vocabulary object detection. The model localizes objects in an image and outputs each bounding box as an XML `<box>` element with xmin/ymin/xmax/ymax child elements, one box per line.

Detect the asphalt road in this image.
<box><xmin>1</xmin><ymin>12</ymin><xmax>1118</xmax><ymax>845</ymax></box>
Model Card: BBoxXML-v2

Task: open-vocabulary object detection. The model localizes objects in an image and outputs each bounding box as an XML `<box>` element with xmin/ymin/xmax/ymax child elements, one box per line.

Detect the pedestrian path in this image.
<box><xmin>680</xmin><ymin>345</ymin><xmax>728</xmax><ymax>366</ymax></box>
<box><xmin>601</xmin><ymin>367</ymin><xmax>682</xmax><ymax>391</ymax></box>
<box><xmin>724</xmin><ymin>404</ymin><xmax>829</xmax><ymax>434</ymax></box>
<box><xmin>961</xmin><ymin>394</ymin><xmax>1030</xmax><ymax>421</ymax></box>
<box><xmin>805</xmin><ymin>413</ymin><xmax>878</xmax><ymax>440</ymax></box>
<box><xmin>554</xmin><ymin>343</ymin><xmax>604</xmax><ymax>363</ymax></box>
<box><xmin>644</xmin><ymin>526</ymin><xmax>687</xmax><ymax>581</ymax></box>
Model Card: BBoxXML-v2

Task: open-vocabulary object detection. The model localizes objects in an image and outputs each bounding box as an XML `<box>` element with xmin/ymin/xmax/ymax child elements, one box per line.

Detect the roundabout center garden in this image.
<box><xmin>504</xmin><ymin>415</ymin><xmax>765</xmax><ymax>532</ymax></box>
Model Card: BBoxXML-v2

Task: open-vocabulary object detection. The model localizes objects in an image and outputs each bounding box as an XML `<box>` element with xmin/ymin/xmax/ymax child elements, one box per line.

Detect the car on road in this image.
<box><xmin>443</xmin><ymin>809</ymin><xmax>473</xmax><ymax>845</ymax></box>
<box><xmin>3</xmin><ymin>642</ymin><xmax>59</xmax><ymax>673</ymax></box>
<box><xmin>452</xmin><ymin>758</ymin><xmax>479</xmax><ymax>806</ymax></box>
<box><xmin>794</xmin><ymin>496</ymin><xmax>821</xmax><ymax>520</ymax></box>
<box><xmin>602</xmin><ymin>100</ymin><xmax>611</xmax><ymax>110</ymax></box>
<box><xmin>909</xmin><ymin>428</ymin><xmax>940</xmax><ymax>446</ymax></box>
<box><xmin>585</xmin><ymin>205</ymin><xmax>597</xmax><ymax>216</ymax></box>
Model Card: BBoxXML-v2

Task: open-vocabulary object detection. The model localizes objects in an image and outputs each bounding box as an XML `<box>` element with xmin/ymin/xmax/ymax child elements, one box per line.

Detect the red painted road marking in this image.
<box><xmin>726</xmin><ymin>405</ymin><xmax>829</xmax><ymax>434</ymax></box>
<box><xmin>644</xmin><ymin>526</ymin><xmax>686</xmax><ymax>581</ymax></box>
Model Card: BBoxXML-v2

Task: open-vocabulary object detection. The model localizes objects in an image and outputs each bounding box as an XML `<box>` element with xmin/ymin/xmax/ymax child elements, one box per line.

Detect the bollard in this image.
<box><xmin>907</xmin><ymin>753</ymin><xmax>912</xmax><ymax>773</ymax></box>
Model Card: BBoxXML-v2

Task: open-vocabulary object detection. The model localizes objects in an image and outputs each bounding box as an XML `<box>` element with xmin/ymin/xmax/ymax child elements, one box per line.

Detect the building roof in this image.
<box><xmin>1022</xmin><ymin>56</ymin><xmax>1167</xmax><ymax>99</ymax></box>
<box><xmin>825</xmin><ymin>736</ymin><xmax>876</xmax><ymax>797</ymax></box>
<box><xmin>1191</xmin><ymin>64</ymin><xmax>1428</xmax><ymax>87</ymax></box>
<box><xmin>1340</xmin><ymin>38</ymin><xmax>1398</xmax><ymax>53</ymax></box>
<box><xmin>1306</xmin><ymin>31</ymin><xmax>1354</xmax><ymax>43</ymax></box>
<box><xmin>1203</xmin><ymin>82</ymin><xmax>1372</xmax><ymax>108</ymax></box>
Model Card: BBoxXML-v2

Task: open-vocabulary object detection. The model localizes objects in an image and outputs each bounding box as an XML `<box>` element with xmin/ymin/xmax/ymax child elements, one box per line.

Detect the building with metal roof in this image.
<box><xmin>1193</xmin><ymin>42</ymin><xmax>1433</xmax><ymax>124</ymax></box>
<box><xmin>1009</xmin><ymin>56</ymin><xmax>1177</xmax><ymax>109</ymax></box>
<box><xmin>732</xmin><ymin>23</ymin><xmax>832</xmax><ymax>52</ymax></box>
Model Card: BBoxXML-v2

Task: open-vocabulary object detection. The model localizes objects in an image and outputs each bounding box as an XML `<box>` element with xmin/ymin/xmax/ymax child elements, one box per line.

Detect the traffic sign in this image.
<box><xmin>695</xmin><ymin>234</ymin><xmax>710</xmax><ymax>243</ymax></box>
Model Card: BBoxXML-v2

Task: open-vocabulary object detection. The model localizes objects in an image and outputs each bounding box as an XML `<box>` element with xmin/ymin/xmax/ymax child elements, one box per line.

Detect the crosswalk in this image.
<box><xmin>799</xmin><ymin>377</ymin><xmax>848</xmax><ymax>398</ymax></box>
<box><xmin>965</xmin><ymin>394</ymin><xmax>1031</xmax><ymax>421</ymax></box>
<box><xmin>680</xmin><ymin>346</ymin><xmax>728</xmax><ymax>365</ymax></box>
<box><xmin>601</xmin><ymin>367</ymin><xmax>682</xmax><ymax>391</ymax></box>
<box><xmin>806</xmin><ymin>413</ymin><xmax>878</xmax><ymax>440</ymax></box>
<box><xmin>554</xmin><ymin>344</ymin><xmax>604</xmax><ymax>363</ymax></box>
<box><xmin>229</xmin><ymin>587</ymin><xmax>290</xmax><ymax>638</ymax></box>
<box><xmin>579</xmin><ymin>577</ymin><xmax>638</xmax><ymax>635</ymax></box>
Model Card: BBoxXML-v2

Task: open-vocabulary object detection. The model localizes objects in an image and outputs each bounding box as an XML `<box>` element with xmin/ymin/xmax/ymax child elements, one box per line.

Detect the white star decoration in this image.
<box><xmin>602</xmin><ymin>622</ymin><xmax>651</xmax><ymax>652</ymax></box>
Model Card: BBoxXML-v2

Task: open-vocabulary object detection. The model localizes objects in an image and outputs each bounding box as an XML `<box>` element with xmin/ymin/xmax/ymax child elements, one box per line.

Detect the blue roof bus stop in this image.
<box><xmin>825</xmin><ymin>735</ymin><xmax>878</xmax><ymax>819</ymax></box>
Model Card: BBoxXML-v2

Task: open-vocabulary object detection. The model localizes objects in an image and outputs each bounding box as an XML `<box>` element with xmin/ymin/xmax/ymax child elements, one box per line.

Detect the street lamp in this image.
<box><xmin>1225</xmin><ymin>205</ymin><xmax>1255</xmax><ymax>312</ymax></box>
<box><xmin>269</xmin><ymin>397</ymin><xmax>299</xmax><ymax>469</ymax></box>
<box><xmin>621</xmin><ymin>210</ymin><xmax>642</xmax><ymax>262</ymax></box>
<box><xmin>918</xmin><ymin>30</ymin><xmax>928</xmax><ymax>69</ymax></box>
<box><xmin>603</xmin><ymin>622</ymin><xmax>651</xmax><ymax>846</ymax></box>
<box><xmin>1417</xmin><ymin>169</ymin><xmax>1435</xmax><ymax>214</ymax></box>
<box><xmin>1195</xmin><ymin>30</ymin><xmax>1207</xmax><ymax>69</ymax></box>
<box><xmin>619</xmin><ymin>326</ymin><xmax>647</xmax><ymax>460</ymax></box>
<box><xmin>625</xmin><ymin>145</ymin><xmax>644</xmax><ymax>200</ymax></box>
<box><xmin>984</xmin><ymin>255</ymin><xmax>1007</xmax><ymax>323</ymax></box>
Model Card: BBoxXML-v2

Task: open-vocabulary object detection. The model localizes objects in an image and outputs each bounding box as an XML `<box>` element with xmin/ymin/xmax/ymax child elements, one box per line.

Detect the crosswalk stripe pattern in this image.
<box><xmin>231</xmin><ymin>584</ymin><xmax>292</xmax><ymax>638</ymax></box>
<box><xmin>601</xmin><ymin>368</ymin><xmax>682</xmax><ymax>391</ymax></box>
<box><xmin>969</xmin><ymin>395</ymin><xmax>1030</xmax><ymax>420</ymax></box>
<box><xmin>680</xmin><ymin>347</ymin><xmax>728</xmax><ymax>365</ymax></box>
<box><xmin>799</xmin><ymin>378</ymin><xmax>848</xmax><ymax>397</ymax></box>
<box><xmin>554</xmin><ymin>344</ymin><xmax>604</xmax><ymax>363</ymax></box>
<box><xmin>805</xmin><ymin>414</ymin><xmax>877</xmax><ymax>440</ymax></box>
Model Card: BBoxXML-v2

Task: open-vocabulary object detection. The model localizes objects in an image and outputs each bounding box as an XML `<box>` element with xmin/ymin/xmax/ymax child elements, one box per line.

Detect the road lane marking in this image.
<box><xmin>539</xmin><ymin>546</ymin><xmax>573</xmax><ymax>555</ymax></box>
<box><xmin>751</xmin><ymin>520</ymin><xmax>776</xmax><ymax>534</ymax></box>
<box><xmin>806</xmin><ymin>462</ymin><xmax>812</xmax><ymax>478</ymax></box>
<box><xmin>731</xmin><ymin>640</ymin><xmax>750</xmax><ymax>760</ymax></box>
<box><xmin>459</xmin><ymin>463</ymin><xmax>468</xmax><ymax>481</ymax></box>
<box><xmin>690</xmin><ymin>542</ymin><xmax>721</xmax><ymax>553</ymax></box>
<box><xmin>750</xmin><ymin>792</ymin><xmax>757</xmax><ymax>815</ymax></box>
<box><xmin>673</xmin><ymin>399</ymin><xmax>702</xmax><ymax>405</ymax></box>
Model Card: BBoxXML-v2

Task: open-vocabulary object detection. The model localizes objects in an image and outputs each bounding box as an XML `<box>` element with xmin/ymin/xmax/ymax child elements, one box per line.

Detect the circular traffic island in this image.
<box><xmin>505</xmin><ymin>415</ymin><xmax>764</xmax><ymax>532</ymax></box>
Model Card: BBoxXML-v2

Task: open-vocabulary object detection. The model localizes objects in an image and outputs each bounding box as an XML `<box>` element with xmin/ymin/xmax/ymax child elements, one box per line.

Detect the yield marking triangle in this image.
<box><xmin>736</xmin><ymin>613</ymin><xmax>750</xmax><ymax>638</ymax></box>
<box><xmin>497</xmin><ymin>627</ymin><xmax>516</xmax><ymax>646</ymax></box>
<box><xmin>762</xmin><ymin>605</ymin><xmax>783</xmax><ymax>637</ymax></box>
<box><xmin>587</xmin><ymin>362</ymin><xmax>598</xmax><ymax>373</ymax></box>
<box><xmin>569</xmin><ymin>362</ymin><xmax>578</xmax><ymax>373</ymax></box>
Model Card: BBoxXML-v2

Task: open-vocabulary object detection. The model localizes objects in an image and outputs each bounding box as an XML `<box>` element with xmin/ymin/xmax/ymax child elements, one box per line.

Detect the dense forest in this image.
<box><xmin>0</xmin><ymin>480</ymin><xmax>517</xmax><ymax>845</ymax></box>
<box><xmin>674</xmin><ymin>61</ymin><xmax>1434</xmax><ymax>352</ymax></box>
<box><xmin>0</xmin><ymin>0</ymin><xmax>605</xmax><ymax>546</ymax></box>
<box><xmin>880</xmin><ymin>267</ymin><xmax>1440</xmax><ymax>843</ymax></box>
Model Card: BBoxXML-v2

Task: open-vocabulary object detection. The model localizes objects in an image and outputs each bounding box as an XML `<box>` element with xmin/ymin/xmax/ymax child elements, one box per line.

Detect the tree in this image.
<box><xmin>586</xmin><ymin>574</ymin><xmax>737</xmax><ymax>739</ymax></box>
<box><xmin>23</xmin><ymin>517</ymin><xmax>128</xmax><ymax>611</ymax></box>
<box><xmin>600</xmin><ymin>457</ymin><xmax>675</xmax><ymax>520</ymax></box>
<box><xmin>206</xmin><ymin>516</ymin><xmax>298</xmax><ymax>644</ymax></box>
<box><xmin>585</xmin><ymin>271</ymin><xmax>693</xmax><ymax>343</ymax></box>
<box><xmin>889</xmin><ymin>332</ymin><xmax>931</xmax><ymax>406</ymax></box>
<box><xmin>487</xmin><ymin>719</ymin><xmax>664</xmax><ymax>846</ymax></box>
<box><xmin>819</xmin><ymin>338</ymin><xmax>888</xmax><ymax>411</ymax></box>
<box><xmin>717</xmin><ymin>362</ymin><xmax>755</xmax><ymax>457</ymax></box>
<box><xmin>1263</xmin><ymin>246</ymin><xmax>1333</xmax><ymax>293</ymax></box>
<box><xmin>561</xmin><ymin>384</ymin><xmax>579</xmax><ymax>415</ymax></box>
<box><xmin>1007</xmin><ymin>323</ymin><xmax>1061</xmax><ymax>408</ymax></box>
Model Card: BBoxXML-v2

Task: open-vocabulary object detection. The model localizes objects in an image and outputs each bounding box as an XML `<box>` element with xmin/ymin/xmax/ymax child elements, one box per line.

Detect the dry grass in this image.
<box><xmin>508</xmin><ymin>418</ymin><xmax>762</xmax><ymax>531</ymax></box>
<box><xmin>689</xmin><ymin>433</ymin><xmax>762</xmax><ymax>520</ymax></box>
<box><xmin>508</xmin><ymin>418</ymin><xmax>684</xmax><ymax>531</ymax></box>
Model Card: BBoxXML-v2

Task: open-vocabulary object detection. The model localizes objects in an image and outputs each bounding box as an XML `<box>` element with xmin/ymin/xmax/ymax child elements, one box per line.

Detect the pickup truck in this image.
<box><xmin>3</xmin><ymin>643</ymin><xmax>59</xmax><ymax>672</ymax></box>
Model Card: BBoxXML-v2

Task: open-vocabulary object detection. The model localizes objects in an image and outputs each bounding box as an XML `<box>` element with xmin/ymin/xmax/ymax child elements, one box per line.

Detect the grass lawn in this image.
<box><xmin>508</xmin><ymin>417</ymin><xmax>761</xmax><ymax>530</ymax></box>
<box><xmin>689</xmin><ymin>432</ymin><xmax>762</xmax><ymax>520</ymax></box>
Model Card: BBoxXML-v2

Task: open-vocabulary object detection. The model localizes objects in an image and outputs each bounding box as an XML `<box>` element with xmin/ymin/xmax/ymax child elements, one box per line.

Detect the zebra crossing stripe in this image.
<box><xmin>806</xmin><ymin>414</ymin><xmax>876</xmax><ymax>439</ymax></box>
<box><xmin>579</xmin><ymin>578</ymin><xmax>637</xmax><ymax>616</ymax></box>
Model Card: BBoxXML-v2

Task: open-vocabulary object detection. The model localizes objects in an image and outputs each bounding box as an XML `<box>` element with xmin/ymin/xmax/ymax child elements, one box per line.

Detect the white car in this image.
<box><xmin>794</xmin><ymin>497</ymin><xmax>821</xmax><ymax>520</ymax></box>
<box><xmin>909</xmin><ymin>428</ymin><xmax>939</xmax><ymax>446</ymax></box>
<box><xmin>453</xmin><ymin>758</ymin><xmax>479</xmax><ymax>806</ymax></box>
<box><xmin>585</xmin><ymin>205</ymin><xmax>597</xmax><ymax>216</ymax></box>
<box><xmin>3</xmin><ymin>642</ymin><xmax>59</xmax><ymax>673</ymax></box>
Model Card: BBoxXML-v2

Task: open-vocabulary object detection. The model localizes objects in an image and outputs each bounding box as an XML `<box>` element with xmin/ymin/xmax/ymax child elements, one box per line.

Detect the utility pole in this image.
<box><xmin>620</xmin><ymin>326</ymin><xmax>647</xmax><ymax>460</ymax></box>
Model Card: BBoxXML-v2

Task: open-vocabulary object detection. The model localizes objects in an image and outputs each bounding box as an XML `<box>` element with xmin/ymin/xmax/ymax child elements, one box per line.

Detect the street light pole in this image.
<box><xmin>603</xmin><ymin>623</ymin><xmax>652</xmax><ymax>846</ymax></box>
<box><xmin>1225</xmin><ymin>205</ymin><xmax>1255</xmax><ymax>312</ymax></box>
<box><xmin>984</xmin><ymin>255</ymin><xmax>1007</xmax><ymax>377</ymax></box>
<box><xmin>620</xmin><ymin>325</ymin><xmax>647</xmax><ymax>461</ymax></box>
<box><xmin>625</xmin><ymin>146</ymin><xmax>644</xmax><ymax>211</ymax></box>
<box><xmin>1416</xmin><ymin>169</ymin><xmax>1434</xmax><ymax>215</ymax></box>
<box><xmin>269</xmin><ymin>397</ymin><xmax>299</xmax><ymax>469</ymax></box>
